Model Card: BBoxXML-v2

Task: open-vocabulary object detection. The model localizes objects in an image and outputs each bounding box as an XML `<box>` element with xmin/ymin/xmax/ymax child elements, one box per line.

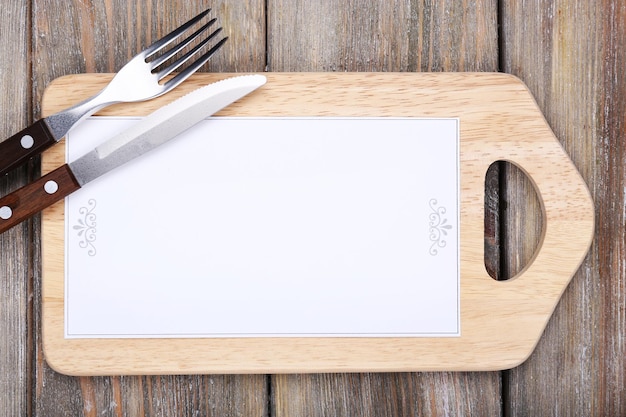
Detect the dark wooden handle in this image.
<box><xmin>0</xmin><ymin>119</ymin><xmax>57</xmax><ymax>176</ymax></box>
<box><xmin>0</xmin><ymin>165</ymin><xmax>80</xmax><ymax>234</ymax></box>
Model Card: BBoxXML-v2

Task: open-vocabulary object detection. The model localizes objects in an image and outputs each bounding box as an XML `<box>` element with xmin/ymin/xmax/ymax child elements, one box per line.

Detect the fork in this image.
<box><xmin>0</xmin><ymin>8</ymin><xmax>227</xmax><ymax>177</ymax></box>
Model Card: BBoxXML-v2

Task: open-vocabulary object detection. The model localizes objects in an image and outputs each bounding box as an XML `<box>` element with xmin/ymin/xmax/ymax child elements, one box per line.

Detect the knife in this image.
<box><xmin>0</xmin><ymin>74</ymin><xmax>266</xmax><ymax>234</ymax></box>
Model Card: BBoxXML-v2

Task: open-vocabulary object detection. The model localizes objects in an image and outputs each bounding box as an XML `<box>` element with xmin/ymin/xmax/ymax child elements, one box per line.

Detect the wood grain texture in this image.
<box><xmin>267</xmin><ymin>0</ymin><xmax>498</xmax><ymax>72</ymax></box>
<box><xmin>0</xmin><ymin>3</ymin><xmax>31</xmax><ymax>417</ymax></box>
<box><xmin>0</xmin><ymin>165</ymin><xmax>80</xmax><ymax>235</ymax></box>
<box><xmin>272</xmin><ymin>373</ymin><xmax>502</xmax><ymax>417</ymax></box>
<box><xmin>0</xmin><ymin>119</ymin><xmax>57</xmax><ymax>177</ymax></box>
<box><xmin>31</xmin><ymin>1</ymin><xmax>268</xmax><ymax>416</ymax></box>
<box><xmin>40</xmin><ymin>72</ymin><xmax>594</xmax><ymax>375</ymax></box>
<box><xmin>501</xmin><ymin>0</ymin><xmax>626</xmax><ymax>415</ymax></box>
<box><xmin>0</xmin><ymin>0</ymin><xmax>620</xmax><ymax>415</ymax></box>
<box><xmin>266</xmin><ymin>1</ymin><xmax>503</xmax><ymax>416</ymax></box>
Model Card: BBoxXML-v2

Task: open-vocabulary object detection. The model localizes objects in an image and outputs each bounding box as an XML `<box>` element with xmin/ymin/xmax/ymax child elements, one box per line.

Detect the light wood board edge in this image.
<box><xmin>40</xmin><ymin>72</ymin><xmax>594</xmax><ymax>375</ymax></box>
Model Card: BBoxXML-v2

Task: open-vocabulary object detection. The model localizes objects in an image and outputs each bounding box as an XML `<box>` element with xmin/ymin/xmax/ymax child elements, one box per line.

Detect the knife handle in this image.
<box><xmin>0</xmin><ymin>165</ymin><xmax>80</xmax><ymax>234</ymax></box>
<box><xmin>0</xmin><ymin>119</ymin><xmax>57</xmax><ymax>176</ymax></box>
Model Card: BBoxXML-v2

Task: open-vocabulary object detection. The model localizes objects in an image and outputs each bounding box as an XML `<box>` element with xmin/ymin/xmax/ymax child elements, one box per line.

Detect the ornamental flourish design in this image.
<box><xmin>73</xmin><ymin>199</ymin><xmax>97</xmax><ymax>257</ymax></box>
<box><xmin>428</xmin><ymin>199</ymin><xmax>452</xmax><ymax>256</ymax></box>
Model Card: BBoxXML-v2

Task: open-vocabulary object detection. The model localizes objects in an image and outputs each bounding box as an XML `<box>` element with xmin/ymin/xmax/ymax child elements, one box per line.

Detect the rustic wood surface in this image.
<box><xmin>501</xmin><ymin>1</ymin><xmax>625</xmax><ymax>416</ymax></box>
<box><xmin>0</xmin><ymin>1</ymin><xmax>622</xmax><ymax>417</ymax></box>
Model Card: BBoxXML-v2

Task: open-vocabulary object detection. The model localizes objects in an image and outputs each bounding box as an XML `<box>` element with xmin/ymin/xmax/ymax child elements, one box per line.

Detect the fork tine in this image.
<box><xmin>162</xmin><ymin>37</ymin><xmax>228</xmax><ymax>90</ymax></box>
<box><xmin>143</xmin><ymin>8</ymin><xmax>212</xmax><ymax>59</ymax></box>
<box><xmin>156</xmin><ymin>28</ymin><xmax>224</xmax><ymax>80</ymax></box>
<box><xmin>149</xmin><ymin>18</ymin><xmax>218</xmax><ymax>69</ymax></box>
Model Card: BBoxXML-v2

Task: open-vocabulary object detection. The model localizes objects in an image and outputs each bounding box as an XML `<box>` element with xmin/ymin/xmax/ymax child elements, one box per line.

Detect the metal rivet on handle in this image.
<box><xmin>21</xmin><ymin>135</ymin><xmax>34</xmax><ymax>149</ymax></box>
<box><xmin>0</xmin><ymin>206</ymin><xmax>12</xmax><ymax>220</ymax></box>
<box><xmin>44</xmin><ymin>180</ymin><xmax>59</xmax><ymax>195</ymax></box>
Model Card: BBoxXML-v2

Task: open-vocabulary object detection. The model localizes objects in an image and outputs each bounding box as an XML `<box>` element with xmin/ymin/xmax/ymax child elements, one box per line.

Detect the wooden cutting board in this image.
<box><xmin>40</xmin><ymin>72</ymin><xmax>594</xmax><ymax>375</ymax></box>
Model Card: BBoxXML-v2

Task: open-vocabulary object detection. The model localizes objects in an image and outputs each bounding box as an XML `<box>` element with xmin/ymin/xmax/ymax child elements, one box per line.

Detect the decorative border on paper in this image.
<box><xmin>73</xmin><ymin>199</ymin><xmax>97</xmax><ymax>257</ymax></box>
<box><xmin>428</xmin><ymin>199</ymin><xmax>452</xmax><ymax>256</ymax></box>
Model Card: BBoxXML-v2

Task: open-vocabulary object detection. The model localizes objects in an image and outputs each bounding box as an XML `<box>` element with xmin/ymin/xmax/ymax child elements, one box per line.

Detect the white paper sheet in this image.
<box><xmin>65</xmin><ymin>117</ymin><xmax>459</xmax><ymax>338</ymax></box>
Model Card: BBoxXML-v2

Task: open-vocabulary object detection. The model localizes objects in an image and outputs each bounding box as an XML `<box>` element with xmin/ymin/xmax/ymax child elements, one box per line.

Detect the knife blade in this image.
<box><xmin>0</xmin><ymin>74</ymin><xmax>266</xmax><ymax>234</ymax></box>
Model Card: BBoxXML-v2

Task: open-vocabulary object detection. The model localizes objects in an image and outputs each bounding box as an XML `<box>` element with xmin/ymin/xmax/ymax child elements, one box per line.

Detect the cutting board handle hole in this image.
<box><xmin>484</xmin><ymin>161</ymin><xmax>544</xmax><ymax>281</ymax></box>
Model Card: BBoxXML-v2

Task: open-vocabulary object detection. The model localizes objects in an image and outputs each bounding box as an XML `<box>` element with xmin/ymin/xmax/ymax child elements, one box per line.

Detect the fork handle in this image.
<box><xmin>0</xmin><ymin>164</ymin><xmax>80</xmax><ymax>234</ymax></box>
<box><xmin>0</xmin><ymin>119</ymin><xmax>58</xmax><ymax>176</ymax></box>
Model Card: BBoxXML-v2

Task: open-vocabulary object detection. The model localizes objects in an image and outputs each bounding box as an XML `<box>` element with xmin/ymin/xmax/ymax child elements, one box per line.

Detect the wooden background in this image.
<box><xmin>0</xmin><ymin>0</ymin><xmax>622</xmax><ymax>416</ymax></box>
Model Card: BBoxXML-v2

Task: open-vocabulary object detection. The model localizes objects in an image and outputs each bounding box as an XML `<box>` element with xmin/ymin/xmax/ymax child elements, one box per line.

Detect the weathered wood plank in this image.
<box><xmin>502</xmin><ymin>0</ymin><xmax>625</xmax><ymax>415</ymax></box>
<box><xmin>268</xmin><ymin>0</ymin><xmax>498</xmax><ymax>72</ymax></box>
<box><xmin>267</xmin><ymin>1</ymin><xmax>502</xmax><ymax>415</ymax></box>
<box><xmin>273</xmin><ymin>373</ymin><xmax>502</xmax><ymax>417</ymax></box>
<box><xmin>31</xmin><ymin>1</ymin><xmax>268</xmax><ymax>416</ymax></box>
<box><xmin>0</xmin><ymin>3</ymin><xmax>32</xmax><ymax>417</ymax></box>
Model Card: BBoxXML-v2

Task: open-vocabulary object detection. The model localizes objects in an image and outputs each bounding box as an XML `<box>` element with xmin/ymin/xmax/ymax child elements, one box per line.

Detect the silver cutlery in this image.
<box><xmin>0</xmin><ymin>8</ymin><xmax>227</xmax><ymax>177</ymax></box>
<box><xmin>0</xmin><ymin>75</ymin><xmax>267</xmax><ymax>233</ymax></box>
